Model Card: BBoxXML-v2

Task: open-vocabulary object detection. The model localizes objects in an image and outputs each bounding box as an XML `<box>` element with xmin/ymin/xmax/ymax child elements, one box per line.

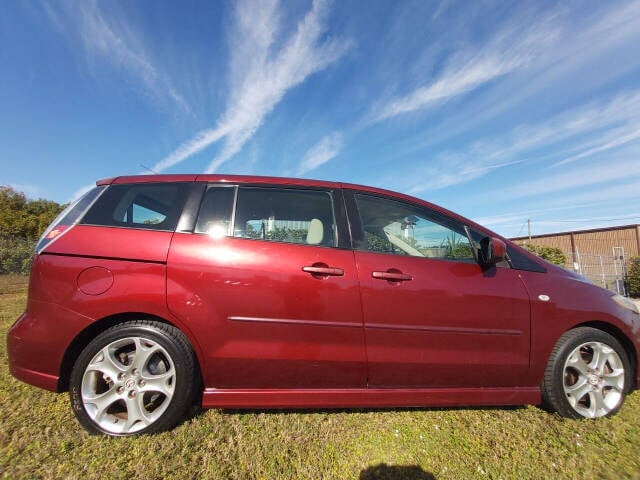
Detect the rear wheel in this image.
<box><xmin>542</xmin><ymin>327</ymin><xmax>632</xmax><ymax>419</ymax></box>
<box><xmin>69</xmin><ymin>320</ymin><xmax>196</xmax><ymax>435</ymax></box>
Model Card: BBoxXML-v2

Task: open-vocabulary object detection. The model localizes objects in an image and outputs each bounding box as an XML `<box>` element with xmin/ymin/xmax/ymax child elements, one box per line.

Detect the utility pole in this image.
<box><xmin>528</xmin><ymin>219</ymin><xmax>531</xmax><ymax>241</ymax></box>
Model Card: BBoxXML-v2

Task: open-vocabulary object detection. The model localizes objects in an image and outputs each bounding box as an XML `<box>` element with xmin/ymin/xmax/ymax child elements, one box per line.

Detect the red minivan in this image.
<box><xmin>7</xmin><ymin>174</ymin><xmax>640</xmax><ymax>436</ymax></box>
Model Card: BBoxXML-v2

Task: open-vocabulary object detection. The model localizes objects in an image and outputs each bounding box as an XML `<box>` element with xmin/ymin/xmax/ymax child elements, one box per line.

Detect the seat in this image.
<box><xmin>306</xmin><ymin>218</ymin><xmax>324</xmax><ymax>245</ymax></box>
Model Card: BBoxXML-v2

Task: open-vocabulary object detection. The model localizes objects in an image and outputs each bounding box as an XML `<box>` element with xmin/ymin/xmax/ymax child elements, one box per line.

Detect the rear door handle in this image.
<box><xmin>372</xmin><ymin>270</ymin><xmax>413</xmax><ymax>282</ymax></box>
<box><xmin>302</xmin><ymin>264</ymin><xmax>344</xmax><ymax>277</ymax></box>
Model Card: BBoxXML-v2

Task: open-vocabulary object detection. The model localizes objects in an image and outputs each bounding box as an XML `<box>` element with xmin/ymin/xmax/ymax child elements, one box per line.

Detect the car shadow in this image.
<box><xmin>359</xmin><ymin>463</ymin><xmax>436</xmax><ymax>480</ymax></box>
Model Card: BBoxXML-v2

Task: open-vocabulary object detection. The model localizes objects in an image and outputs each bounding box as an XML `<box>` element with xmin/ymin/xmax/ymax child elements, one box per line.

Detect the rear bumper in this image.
<box><xmin>7</xmin><ymin>312</ymin><xmax>62</xmax><ymax>391</ymax></box>
<box><xmin>7</xmin><ymin>302</ymin><xmax>93</xmax><ymax>392</ymax></box>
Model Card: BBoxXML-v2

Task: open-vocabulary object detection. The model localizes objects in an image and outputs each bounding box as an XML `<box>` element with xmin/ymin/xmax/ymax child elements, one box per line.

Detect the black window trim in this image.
<box><xmin>176</xmin><ymin>182</ymin><xmax>208</xmax><ymax>233</ymax></box>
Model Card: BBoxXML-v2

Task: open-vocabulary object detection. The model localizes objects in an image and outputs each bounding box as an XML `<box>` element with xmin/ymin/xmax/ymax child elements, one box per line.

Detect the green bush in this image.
<box><xmin>0</xmin><ymin>235</ymin><xmax>36</xmax><ymax>274</ymax></box>
<box><xmin>628</xmin><ymin>257</ymin><xmax>640</xmax><ymax>298</ymax></box>
<box><xmin>0</xmin><ymin>186</ymin><xmax>63</xmax><ymax>274</ymax></box>
<box><xmin>521</xmin><ymin>244</ymin><xmax>567</xmax><ymax>266</ymax></box>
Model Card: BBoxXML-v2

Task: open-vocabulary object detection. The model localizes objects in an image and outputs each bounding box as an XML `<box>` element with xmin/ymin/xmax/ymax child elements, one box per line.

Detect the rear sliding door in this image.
<box><xmin>167</xmin><ymin>185</ymin><xmax>367</xmax><ymax>389</ymax></box>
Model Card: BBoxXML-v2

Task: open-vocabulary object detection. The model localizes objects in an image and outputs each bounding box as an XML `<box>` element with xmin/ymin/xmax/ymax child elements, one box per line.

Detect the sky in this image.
<box><xmin>1</xmin><ymin>0</ymin><xmax>640</xmax><ymax>238</ymax></box>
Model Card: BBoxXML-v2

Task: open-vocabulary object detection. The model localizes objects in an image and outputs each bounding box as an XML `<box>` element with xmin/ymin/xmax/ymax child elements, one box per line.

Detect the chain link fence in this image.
<box><xmin>561</xmin><ymin>250</ymin><xmax>628</xmax><ymax>295</ymax></box>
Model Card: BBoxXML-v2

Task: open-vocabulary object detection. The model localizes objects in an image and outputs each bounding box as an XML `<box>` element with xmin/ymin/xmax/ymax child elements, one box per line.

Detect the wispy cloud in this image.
<box><xmin>154</xmin><ymin>0</ymin><xmax>352</xmax><ymax>174</ymax></box>
<box><xmin>44</xmin><ymin>0</ymin><xmax>190</xmax><ymax>114</ymax></box>
<box><xmin>401</xmin><ymin>90</ymin><xmax>640</xmax><ymax>194</ymax></box>
<box><xmin>552</xmin><ymin>128</ymin><xmax>640</xmax><ymax>167</ymax></box>
<box><xmin>502</xmin><ymin>156</ymin><xmax>640</xmax><ymax>200</ymax></box>
<box><xmin>297</xmin><ymin>133</ymin><xmax>343</xmax><ymax>175</ymax></box>
<box><xmin>371</xmin><ymin>13</ymin><xmax>560</xmax><ymax>123</ymax></box>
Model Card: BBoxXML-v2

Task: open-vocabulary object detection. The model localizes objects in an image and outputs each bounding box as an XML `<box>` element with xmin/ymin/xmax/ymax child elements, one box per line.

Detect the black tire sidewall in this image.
<box><xmin>69</xmin><ymin>321</ymin><xmax>195</xmax><ymax>436</ymax></box>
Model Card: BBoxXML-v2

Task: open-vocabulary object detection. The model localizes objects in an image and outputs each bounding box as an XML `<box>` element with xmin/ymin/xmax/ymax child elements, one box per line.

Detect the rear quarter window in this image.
<box><xmin>80</xmin><ymin>183</ymin><xmax>190</xmax><ymax>231</ymax></box>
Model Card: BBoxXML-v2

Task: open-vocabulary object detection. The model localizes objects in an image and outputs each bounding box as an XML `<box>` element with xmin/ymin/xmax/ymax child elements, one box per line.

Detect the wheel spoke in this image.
<box><xmin>566</xmin><ymin>380</ymin><xmax>591</xmax><ymax>408</ymax></box>
<box><xmin>87</xmin><ymin>346</ymin><xmax>127</xmax><ymax>380</ymax></box>
<box><xmin>566</xmin><ymin>351</ymin><xmax>590</xmax><ymax>376</ymax></box>
<box><xmin>131</xmin><ymin>339</ymin><xmax>163</xmax><ymax>373</ymax></box>
<box><xmin>589</xmin><ymin>391</ymin><xmax>609</xmax><ymax>418</ymax></box>
<box><xmin>123</xmin><ymin>395</ymin><xmax>152</xmax><ymax>432</ymax></box>
<box><xmin>84</xmin><ymin>388</ymin><xmax>120</xmax><ymax>422</ymax></box>
<box><xmin>594</xmin><ymin>343</ymin><xmax>613</xmax><ymax>372</ymax></box>
<box><xmin>140</xmin><ymin>371</ymin><xmax>175</xmax><ymax>397</ymax></box>
<box><xmin>602</xmin><ymin>368</ymin><xmax>625</xmax><ymax>390</ymax></box>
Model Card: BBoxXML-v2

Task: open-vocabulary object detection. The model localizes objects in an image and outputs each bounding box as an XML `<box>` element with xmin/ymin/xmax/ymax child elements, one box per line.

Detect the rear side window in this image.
<box><xmin>36</xmin><ymin>186</ymin><xmax>106</xmax><ymax>252</ymax></box>
<box><xmin>81</xmin><ymin>183</ymin><xmax>189</xmax><ymax>231</ymax></box>
<box><xmin>233</xmin><ymin>187</ymin><xmax>336</xmax><ymax>247</ymax></box>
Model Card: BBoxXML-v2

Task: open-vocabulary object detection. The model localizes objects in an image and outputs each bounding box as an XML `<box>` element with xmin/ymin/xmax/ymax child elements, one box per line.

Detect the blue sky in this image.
<box><xmin>1</xmin><ymin>0</ymin><xmax>640</xmax><ymax>238</ymax></box>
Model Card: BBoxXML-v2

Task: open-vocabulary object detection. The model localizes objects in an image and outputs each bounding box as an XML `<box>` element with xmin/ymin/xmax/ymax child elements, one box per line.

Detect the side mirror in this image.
<box><xmin>478</xmin><ymin>236</ymin><xmax>506</xmax><ymax>269</ymax></box>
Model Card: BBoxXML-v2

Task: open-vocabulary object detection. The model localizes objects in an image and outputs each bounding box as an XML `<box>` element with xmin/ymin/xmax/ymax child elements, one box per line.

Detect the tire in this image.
<box><xmin>69</xmin><ymin>320</ymin><xmax>196</xmax><ymax>435</ymax></box>
<box><xmin>542</xmin><ymin>327</ymin><xmax>632</xmax><ymax>419</ymax></box>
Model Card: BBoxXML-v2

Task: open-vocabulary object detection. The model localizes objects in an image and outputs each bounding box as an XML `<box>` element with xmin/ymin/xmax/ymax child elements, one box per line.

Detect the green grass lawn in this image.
<box><xmin>1</xmin><ymin>274</ymin><xmax>639</xmax><ymax>479</ymax></box>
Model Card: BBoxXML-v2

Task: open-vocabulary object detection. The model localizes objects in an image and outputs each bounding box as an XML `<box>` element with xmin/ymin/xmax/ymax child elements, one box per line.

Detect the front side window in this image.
<box><xmin>81</xmin><ymin>183</ymin><xmax>189</xmax><ymax>231</ymax></box>
<box><xmin>233</xmin><ymin>187</ymin><xmax>337</xmax><ymax>247</ymax></box>
<box><xmin>353</xmin><ymin>193</ymin><xmax>476</xmax><ymax>262</ymax></box>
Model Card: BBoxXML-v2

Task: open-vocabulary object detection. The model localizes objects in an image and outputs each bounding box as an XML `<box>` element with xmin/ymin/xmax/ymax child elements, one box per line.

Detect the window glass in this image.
<box><xmin>353</xmin><ymin>193</ymin><xmax>476</xmax><ymax>262</ymax></box>
<box><xmin>234</xmin><ymin>187</ymin><xmax>336</xmax><ymax>247</ymax></box>
<box><xmin>194</xmin><ymin>186</ymin><xmax>235</xmax><ymax>236</ymax></box>
<box><xmin>36</xmin><ymin>186</ymin><xmax>106</xmax><ymax>252</ymax></box>
<box><xmin>81</xmin><ymin>183</ymin><xmax>189</xmax><ymax>231</ymax></box>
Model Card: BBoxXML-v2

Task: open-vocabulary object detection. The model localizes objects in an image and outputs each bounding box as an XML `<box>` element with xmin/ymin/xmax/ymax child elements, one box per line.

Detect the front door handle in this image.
<box><xmin>302</xmin><ymin>263</ymin><xmax>344</xmax><ymax>278</ymax></box>
<box><xmin>372</xmin><ymin>270</ymin><xmax>413</xmax><ymax>282</ymax></box>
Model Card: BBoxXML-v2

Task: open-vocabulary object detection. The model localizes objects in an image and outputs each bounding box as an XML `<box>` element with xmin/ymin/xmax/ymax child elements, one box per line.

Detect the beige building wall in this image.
<box><xmin>511</xmin><ymin>224</ymin><xmax>640</xmax><ymax>265</ymax></box>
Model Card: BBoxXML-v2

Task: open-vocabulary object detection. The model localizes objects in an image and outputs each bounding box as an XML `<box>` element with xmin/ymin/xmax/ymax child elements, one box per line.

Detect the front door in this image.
<box><xmin>347</xmin><ymin>191</ymin><xmax>531</xmax><ymax>388</ymax></box>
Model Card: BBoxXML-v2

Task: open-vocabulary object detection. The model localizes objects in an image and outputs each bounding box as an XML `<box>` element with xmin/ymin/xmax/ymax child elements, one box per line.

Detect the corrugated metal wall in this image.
<box><xmin>511</xmin><ymin>224</ymin><xmax>640</xmax><ymax>264</ymax></box>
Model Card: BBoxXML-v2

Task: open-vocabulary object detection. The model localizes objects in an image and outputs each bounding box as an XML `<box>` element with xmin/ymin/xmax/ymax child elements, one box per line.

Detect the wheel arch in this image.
<box><xmin>572</xmin><ymin>320</ymin><xmax>638</xmax><ymax>391</ymax></box>
<box><xmin>57</xmin><ymin>312</ymin><xmax>204</xmax><ymax>393</ymax></box>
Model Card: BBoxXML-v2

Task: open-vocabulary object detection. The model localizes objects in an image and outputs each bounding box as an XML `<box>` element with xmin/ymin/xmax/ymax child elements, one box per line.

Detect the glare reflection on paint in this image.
<box><xmin>206</xmin><ymin>223</ymin><xmax>227</xmax><ymax>239</ymax></box>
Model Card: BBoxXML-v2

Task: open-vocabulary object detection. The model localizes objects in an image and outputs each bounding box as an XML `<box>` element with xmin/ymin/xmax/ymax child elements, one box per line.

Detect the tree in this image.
<box><xmin>628</xmin><ymin>257</ymin><xmax>640</xmax><ymax>298</ymax></box>
<box><xmin>520</xmin><ymin>243</ymin><xmax>567</xmax><ymax>267</ymax></box>
<box><xmin>0</xmin><ymin>186</ymin><xmax>64</xmax><ymax>274</ymax></box>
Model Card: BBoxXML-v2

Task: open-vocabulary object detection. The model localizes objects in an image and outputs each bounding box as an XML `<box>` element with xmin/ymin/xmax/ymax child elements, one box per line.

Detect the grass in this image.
<box><xmin>1</xmin><ymin>274</ymin><xmax>639</xmax><ymax>480</ymax></box>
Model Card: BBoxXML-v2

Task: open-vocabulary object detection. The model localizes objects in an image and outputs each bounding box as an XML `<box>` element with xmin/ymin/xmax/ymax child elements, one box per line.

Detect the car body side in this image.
<box><xmin>7</xmin><ymin>174</ymin><xmax>640</xmax><ymax>409</ymax></box>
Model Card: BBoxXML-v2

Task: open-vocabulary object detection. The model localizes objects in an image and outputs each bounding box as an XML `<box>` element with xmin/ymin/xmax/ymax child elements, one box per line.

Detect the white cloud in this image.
<box><xmin>153</xmin><ymin>127</ymin><xmax>230</xmax><ymax>172</ymax></box>
<box><xmin>371</xmin><ymin>13</ymin><xmax>560</xmax><ymax>123</ymax></box>
<box><xmin>503</xmin><ymin>156</ymin><xmax>640</xmax><ymax>200</ymax></box>
<box><xmin>374</xmin><ymin>56</ymin><xmax>523</xmax><ymax>123</ymax></box>
<box><xmin>401</xmin><ymin>90</ymin><xmax>640</xmax><ymax>194</ymax></box>
<box><xmin>297</xmin><ymin>133</ymin><xmax>343</xmax><ymax>175</ymax></box>
<box><xmin>154</xmin><ymin>0</ymin><xmax>352</xmax><ymax>174</ymax></box>
<box><xmin>553</xmin><ymin>128</ymin><xmax>640</xmax><ymax>167</ymax></box>
<box><xmin>45</xmin><ymin>0</ymin><xmax>190</xmax><ymax>114</ymax></box>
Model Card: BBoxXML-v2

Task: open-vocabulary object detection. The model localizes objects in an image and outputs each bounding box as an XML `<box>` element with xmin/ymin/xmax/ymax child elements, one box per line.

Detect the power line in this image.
<box><xmin>544</xmin><ymin>217</ymin><xmax>640</xmax><ymax>223</ymax></box>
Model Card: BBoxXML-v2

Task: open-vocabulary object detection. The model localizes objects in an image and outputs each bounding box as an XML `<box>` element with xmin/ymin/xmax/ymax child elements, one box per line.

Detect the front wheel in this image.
<box><xmin>542</xmin><ymin>327</ymin><xmax>632</xmax><ymax>419</ymax></box>
<box><xmin>69</xmin><ymin>320</ymin><xmax>196</xmax><ymax>435</ymax></box>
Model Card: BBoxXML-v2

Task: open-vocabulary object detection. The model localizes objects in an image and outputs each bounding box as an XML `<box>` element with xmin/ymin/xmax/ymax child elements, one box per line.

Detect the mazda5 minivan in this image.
<box><xmin>7</xmin><ymin>174</ymin><xmax>640</xmax><ymax>435</ymax></box>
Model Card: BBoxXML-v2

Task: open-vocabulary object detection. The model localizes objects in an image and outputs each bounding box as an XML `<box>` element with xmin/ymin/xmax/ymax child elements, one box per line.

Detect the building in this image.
<box><xmin>511</xmin><ymin>224</ymin><xmax>640</xmax><ymax>294</ymax></box>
